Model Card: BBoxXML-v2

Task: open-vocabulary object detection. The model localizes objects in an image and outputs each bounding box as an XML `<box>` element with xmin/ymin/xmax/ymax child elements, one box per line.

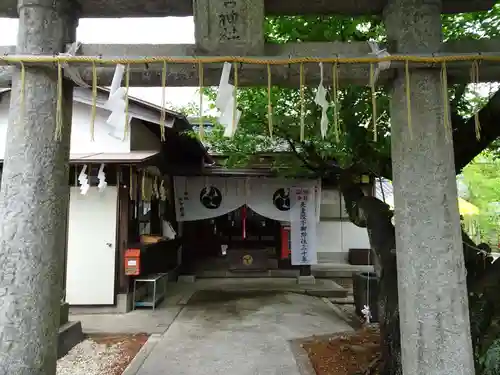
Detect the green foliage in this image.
<box><xmin>481</xmin><ymin>339</ymin><xmax>500</xmax><ymax>375</ymax></box>
<box><xmin>443</xmin><ymin>4</ymin><xmax>500</xmax><ymax>41</ymax></box>
<box><xmin>200</xmin><ymin>7</ymin><xmax>500</xmax><ymax>175</ymax></box>
<box><xmin>264</xmin><ymin>15</ymin><xmax>385</xmax><ymax>43</ymax></box>
<box><xmin>204</xmin><ymin>15</ymin><xmax>392</xmax><ymax>174</ymax></box>
<box><xmin>167</xmin><ymin>101</ymin><xmax>201</xmax><ymax>117</ymax></box>
<box><xmin>462</xmin><ymin>152</ymin><xmax>500</xmax><ymax>246</ymax></box>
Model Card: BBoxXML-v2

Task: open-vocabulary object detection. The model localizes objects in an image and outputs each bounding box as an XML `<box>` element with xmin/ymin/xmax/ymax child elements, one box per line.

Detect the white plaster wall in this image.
<box><xmin>317</xmin><ymin>187</ymin><xmax>371</xmax><ymax>263</ymax></box>
<box><xmin>0</xmin><ymin>92</ymin><xmax>131</xmax><ymax>159</ymax></box>
<box><xmin>320</xmin><ymin>186</ymin><xmax>373</xmax><ymax>219</ymax></box>
<box><xmin>320</xmin><ymin>188</ymin><xmax>348</xmax><ymax>219</ymax></box>
<box><xmin>316</xmin><ymin>221</ymin><xmax>370</xmax><ymax>262</ymax></box>
<box><xmin>70</xmin><ymin>102</ymin><xmax>131</xmax><ymax>154</ymax></box>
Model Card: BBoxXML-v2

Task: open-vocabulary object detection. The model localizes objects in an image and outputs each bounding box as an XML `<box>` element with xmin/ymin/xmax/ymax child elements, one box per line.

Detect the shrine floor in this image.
<box><xmin>133</xmin><ymin>290</ymin><xmax>352</xmax><ymax>375</ymax></box>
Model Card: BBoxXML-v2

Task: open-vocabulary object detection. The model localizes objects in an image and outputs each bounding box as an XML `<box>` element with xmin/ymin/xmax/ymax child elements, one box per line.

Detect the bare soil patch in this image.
<box><xmin>302</xmin><ymin>327</ymin><xmax>380</xmax><ymax>375</ymax></box>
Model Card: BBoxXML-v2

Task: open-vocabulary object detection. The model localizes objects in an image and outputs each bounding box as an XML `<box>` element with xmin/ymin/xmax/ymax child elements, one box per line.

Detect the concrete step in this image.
<box><xmin>196</xmin><ymin>269</ymin><xmax>300</xmax><ymax>278</ymax></box>
<box><xmin>329</xmin><ymin>295</ymin><xmax>354</xmax><ymax>304</ymax></box>
<box><xmin>179</xmin><ymin>277</ymin><xmax>349</xmax><ymax>299</ymax></box>
<box><xmin>312</xmin><ymin>263</ymin><xmax>374</xmax><ymax>278</ymax></box>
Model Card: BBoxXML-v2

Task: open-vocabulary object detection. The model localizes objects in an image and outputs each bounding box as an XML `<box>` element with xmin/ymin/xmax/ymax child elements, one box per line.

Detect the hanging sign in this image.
<box><xmin>290</xmin><ymin>187</ymin><xmax>317</xmax><ymax>265</ymax></box>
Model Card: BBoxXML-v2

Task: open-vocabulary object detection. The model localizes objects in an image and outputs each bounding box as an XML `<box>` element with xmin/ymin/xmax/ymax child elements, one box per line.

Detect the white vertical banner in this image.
<box><xmin>290</xmin><ymin>187</ymin><xmax>317</xmax><ymax>265</ymax></box>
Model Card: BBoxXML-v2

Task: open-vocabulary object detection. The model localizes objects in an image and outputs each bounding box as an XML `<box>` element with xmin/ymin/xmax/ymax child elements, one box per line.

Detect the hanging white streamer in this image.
<box><xmin>159</xmin><ymin>180</ymin><xmax>167</xmax><ymax>201</ymax></box>
<box><xmin>362</xmin><ymin>304</ymin><xmax>372</xmax><ymax>324</ymax></box>
<box><xmin>367</xmin><ymin>41</ymin><xmax>391</xmax><ymax>86</ymax></box>
<box><xmin>78</xmin><ymin>165</ymin><xmax>90</xmax><ymax>195</ymax></box>
<box><xmin>97</xmin><ymin>164</ymin><xmax>107</xmax><ymax>192</ymax></box>
<box><xmin>216</xmin><ymin>62</ymin><xmax>241</xmax><ymax>138</ymax></box>
<box><xmin>314</xmin><ymin>62</ymin><xmax>329</xmax><ymax>138</ymax></box>
<box><xmin>221</xmin><ymin>97</ymin><xmax>241</xmax><ymax>138</ymax></box>
<box><xmin>153</xmin><ymin>179</ymin><xmax>160</xmax><ymax>199</ymax></box>
<box><xmin>58</xmin><ymin>42</ymin><xmax>90</xmax><ymax>88</ymax></box>
<box><xmin>104</xmin><ymin>65</ymin><xmax>129</xmax><ymax>139</ymax></box>
<box><xmin>216</xmin><ymin>63</ymin><xmax>233</xmax><ymax>109</ymax></box>
<box><xmin>109</xmin><ymin>64</ymin><xmax>125</xmax><ymax>96</ymax></box>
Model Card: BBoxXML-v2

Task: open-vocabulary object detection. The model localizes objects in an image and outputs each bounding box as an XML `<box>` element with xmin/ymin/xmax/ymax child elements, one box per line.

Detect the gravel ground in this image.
<box><xmin>57</xmin><ymin>334</ymin><xmax>148</xmax><ymax>375</ymax></box>
<box><xmin>57</xmin><ymin>339</ymin><xmax>122</xmax><ymax>375</ymax></box>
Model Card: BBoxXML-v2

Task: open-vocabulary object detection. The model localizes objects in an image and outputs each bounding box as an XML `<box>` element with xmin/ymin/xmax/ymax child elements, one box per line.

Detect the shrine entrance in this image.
<box><xmin>174</xmin><ymin>174</ymin><xmax>319</xmax><ymax>276</ymax></box>
<box><xmin>181</xmin><ymin>205</ymin><xmax>289</xmax><ymax>276</ymax></box>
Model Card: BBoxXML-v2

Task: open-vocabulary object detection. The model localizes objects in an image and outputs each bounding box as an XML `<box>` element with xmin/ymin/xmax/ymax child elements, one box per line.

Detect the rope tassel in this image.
<box><xmin>267</xmin><ymin>64</ymin><xmax>273</xmax><ymax>138</ymax></box>
<box><xmin>470</xmin><ymin>60</ymin><xmax>481</xmax><ymax>140</ymax></box>
<box><xmin>160</xmin><ymin>60</ymin><xmax>167</xmax><ymax>142</ymax></box>
<box><xmin>440</xmin><ymin>62</ymin><xmax>452</xmax><ymax>143</ymax></box>
<box><xmin>404</xmin><ymin>60</ymin><xmax>413</xmax><ymax>140</ymax></box>
<box><xmin>232</xmin><ymin>62</ymin><xmax>238</xmax><ymax>137</ymax></box>
<box><xmin>198</xmin><ymin>62</ymin><xmax>204</xmax><ymax>140</ymax></box>
<box><xmin>19</xmin><ymin>62</ymin><xmax>26</xmax><ymax>123</ymax></box>
<box><xmin>123</xmin><ymin>64</ymin><xmax>131</xmax><ymax>141</ymax></box>
<box><xmin>55</xmin><ymin>62</ymin><xmax>64</xmax><ymax>141</ymax></box>
<box><xmin>299</xmin><ymin>63</ymin><xmax>305</xmax><ymax>142</ymax></box>
<box><xmin>90</xmin><ymin>62</ymin><xmax>97</xmax><ymax>141</ymax></box>
<box><xmin>369</xmin><ymin>63</ymin><xmax>377</xmax><ymax>142</ymax></box>
<box><xmin>331</xmin><ymin>62</ymin><xmax>340</xmax><ymax>143</ymax></box>
<box><xmin>141</xmin><ymin>170</ymin><xmax>146</xmax><ymax>201</ymax></box>
<box><xmin>129</xmin><ymin>166</ymin><xmax>134</xmax><ymax>200</ymax></box>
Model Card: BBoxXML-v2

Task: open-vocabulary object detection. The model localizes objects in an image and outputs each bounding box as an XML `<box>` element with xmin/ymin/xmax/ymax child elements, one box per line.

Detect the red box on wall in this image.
<box><xmin>124</xmin><ymin>248</ymin><xmax>141</xmax><ymax>276</ymax></box>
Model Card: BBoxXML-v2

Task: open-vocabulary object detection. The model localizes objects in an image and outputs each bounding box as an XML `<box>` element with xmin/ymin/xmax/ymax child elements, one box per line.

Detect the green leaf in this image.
<box><xmin>482</xmin><ymin>339</ymin><xmax>500</xmax><ymax>375</ymax></box>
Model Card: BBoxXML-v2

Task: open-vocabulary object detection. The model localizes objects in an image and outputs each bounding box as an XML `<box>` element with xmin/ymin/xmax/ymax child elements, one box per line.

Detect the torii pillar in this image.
<box><xmin>0</xmin><ymin>0</ymin><xmax>77</xmax><ymax>373</ymax></box>
<box><xmin>384</xmin><ymin>0</ymin><xmax>474</xmax><ymax>374</ymax></box>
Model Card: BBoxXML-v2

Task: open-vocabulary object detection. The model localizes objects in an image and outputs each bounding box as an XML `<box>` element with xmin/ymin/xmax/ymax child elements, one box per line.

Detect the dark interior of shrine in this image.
<box><xmin>180</xmin><ymin>205</ymin><xmax>294</xmax><ymax>275</ymax></box>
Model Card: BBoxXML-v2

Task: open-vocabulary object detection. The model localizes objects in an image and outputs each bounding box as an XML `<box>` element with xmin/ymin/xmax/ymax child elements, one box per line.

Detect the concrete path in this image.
<box><xmin>135</xmin><ymin>291</ymin><xmax>352</xmax><ymax>375</ymax></box>
<box><xmin>71</xmin><ymin>278</ymin><xmax>348</xmax><ymax>334</ymax></box>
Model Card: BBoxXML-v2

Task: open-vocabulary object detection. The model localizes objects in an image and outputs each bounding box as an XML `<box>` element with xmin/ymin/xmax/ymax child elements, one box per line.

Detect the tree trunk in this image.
<box><xmin>341</xmin><ymin>180</ymin><xmax>402</xmax><ymax>375</ymax></box>
<box><xmin>341</xmin><ymin>176</ymin><xmax>500</xmax><ymax>375</ymax></box>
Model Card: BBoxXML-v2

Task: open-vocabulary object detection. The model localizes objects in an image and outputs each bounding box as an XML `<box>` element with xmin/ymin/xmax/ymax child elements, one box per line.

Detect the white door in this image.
<box><xmin>66</xmin><ymin>186</ymin><xmax>118</xmax><ymax>305</ymax></box>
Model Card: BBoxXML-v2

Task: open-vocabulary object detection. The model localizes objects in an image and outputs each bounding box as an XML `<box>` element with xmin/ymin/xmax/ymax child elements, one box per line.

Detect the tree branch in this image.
<box><xmin>454</xmin><ymin>89</ymin><xmax>500</xmax><ymax>173</ymax></box>
<box><xmin>450</xmin><ymin>83</ymin><xmax>467</xmax><ymax>115</ymax></box>
<box><xmin>363</xmin><ymin>88</ymin><xmax>500</xmax><ymax>180</ymax></box>
<box><xmin>286</xmin><ymin>138</ymin><xmax>322</xmax><ymax>174</ymax></box>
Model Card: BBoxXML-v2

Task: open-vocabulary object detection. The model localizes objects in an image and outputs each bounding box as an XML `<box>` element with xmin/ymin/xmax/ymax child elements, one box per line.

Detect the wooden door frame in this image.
<box><xmin>115</xmin><ymin>166</ymin><xmax>131</xmax><ymax>295</ymax></box>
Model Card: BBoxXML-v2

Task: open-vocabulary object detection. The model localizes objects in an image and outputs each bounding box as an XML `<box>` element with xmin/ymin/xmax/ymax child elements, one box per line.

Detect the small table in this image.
<box><xmin>132</xmin><ymin>273</ymin><xmax>167</xmax><ymax>311</ymax></box>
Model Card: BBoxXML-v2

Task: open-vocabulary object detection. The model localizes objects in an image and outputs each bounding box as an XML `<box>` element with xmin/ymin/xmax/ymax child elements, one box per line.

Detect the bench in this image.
<box><xmin>132</xmin><ymin>273</ymin><xmax>168</xmax><ymax>311</ymax></box>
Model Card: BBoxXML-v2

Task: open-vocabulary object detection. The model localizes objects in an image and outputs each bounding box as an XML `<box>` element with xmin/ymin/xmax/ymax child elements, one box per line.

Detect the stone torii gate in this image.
<box><xmin>0</xmin><ymin>0</ymin><xmax>497</xmax><ymax>374</ymax></box>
